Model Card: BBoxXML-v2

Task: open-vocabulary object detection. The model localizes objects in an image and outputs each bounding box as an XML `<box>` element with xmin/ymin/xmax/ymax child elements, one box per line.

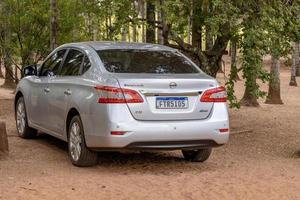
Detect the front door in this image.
<box><xmin>26</xmin><ymin>76</ymin><xmax>49</xmax><ymax>128</ymax></box>
<box><xmin>30</xmin><ymin>49</ymin><xmax>67</xmax><ymax>131</ymax></box>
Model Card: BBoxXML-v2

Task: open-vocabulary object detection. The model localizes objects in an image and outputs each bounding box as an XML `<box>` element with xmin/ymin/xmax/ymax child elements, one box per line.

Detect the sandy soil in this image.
<box><xmin>0</xmin><ymin>58</ymin><xmax>300</xmax><ymax>200</ymax></box>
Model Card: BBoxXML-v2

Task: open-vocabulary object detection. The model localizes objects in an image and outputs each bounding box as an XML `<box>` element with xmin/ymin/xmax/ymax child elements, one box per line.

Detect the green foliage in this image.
<box><xmin>225</xmin><ymin>0</ymin><xmax>300</xmax><ymax>107</ymax></box>
<box><xmin>1</xmin><ymin>0</ymin><xmax>49</xmax><ymax>66</ymax></box>
<box><xmin>1</xmin><ymin>0</ymin><xmax>300</xmax><ymax>107</ymax></box>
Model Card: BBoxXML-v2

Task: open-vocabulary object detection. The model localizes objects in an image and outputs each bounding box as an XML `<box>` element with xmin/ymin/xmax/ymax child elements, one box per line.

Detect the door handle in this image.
<box><xmin>64</xmin><ymin>89</ymin><xmax>72</xmax><ymax>96</ymax></box>
<box><xmin>44</xmin><ymin>87</ymin><xmax>50</xmax><ymax>93</ymax></box>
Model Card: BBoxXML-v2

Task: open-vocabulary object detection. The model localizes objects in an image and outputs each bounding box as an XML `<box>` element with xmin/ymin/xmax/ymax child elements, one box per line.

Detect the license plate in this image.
<box><xmin>156</xmin><ymin>97</ymin><xmax>188</xmax><ymax>109</ymax></box>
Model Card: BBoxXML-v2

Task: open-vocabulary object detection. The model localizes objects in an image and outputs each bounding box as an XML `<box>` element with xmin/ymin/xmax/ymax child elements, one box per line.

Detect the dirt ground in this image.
<box><xmin>0</xmin><ymin>58</ymin><xmax>300</xmax><ymax>200</ymax></box>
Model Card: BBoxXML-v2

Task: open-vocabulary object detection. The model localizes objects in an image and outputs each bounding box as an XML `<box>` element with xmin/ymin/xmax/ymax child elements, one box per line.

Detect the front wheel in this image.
<box><xmin>68</xmin><ymin>115</ymin><xmax>98</xmax><ymax>167</ymax></box>
<box><xmin>15</xmin><ymin>97</ymin><xmax>37</xmax><ymax>138</ymax></box>
<box><xmin>182</xmin><ymin>148</ymin><xmax>212</xmax><ymax>162</ymax></box>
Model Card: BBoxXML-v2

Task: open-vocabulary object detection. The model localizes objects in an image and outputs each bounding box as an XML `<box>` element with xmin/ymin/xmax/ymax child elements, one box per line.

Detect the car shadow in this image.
<box><xmin>291</xmin><ymin>150</ymin><xmax>300</xmax><ymax>159</ymax></box>
<box><xmin>36</xmin><ymin>133</ymin><xmax>68</xmax><ymax>152</ymax></box>
<box><xmin>35</xmin><ymin>133</ymin><xmax>217</xmax><ymax>175</ymax></box>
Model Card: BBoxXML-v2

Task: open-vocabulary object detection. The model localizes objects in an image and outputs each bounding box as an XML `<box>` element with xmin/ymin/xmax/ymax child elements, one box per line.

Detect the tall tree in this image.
<box><xmin>0</xmin><ymin>0</ymin><xmax>15</xmax><ymax>88</ymax></box>
<box><xmin>50</xmin><ymin>0</ymin><xmax>57</xmax><ymax>50</ymax></box>
<box><xmin>205</xmin><ymin>27</ymin><xmax>213</xmax><ymax>50</ymax></box>
<box><xmin>146</xmin><ymin>0</ymin><xmax>155</xmax><ymax>43</ymax></box>
<box><xmin>132</xmin><ymin>0</ymin><xmax>138</xmax><ymax>42</ymax></box>
<box><xmin>293</xmin><ymin>42</ymin><xmax>300</xmax><ymax>77</ymax></box>
<box><xmin>191</xmin><ymin>0</ymin><xmax>202</xmax><ymax>49</ymax></box>
<box><xmin>290</xmin><ymin>42</ymin><xmax>298</xmax><ymax>86</ymax></box>
<box><xmin>0</xmin><ymin>57</ymin><xmax>3</xmax><ymax>78</ymax></box>
<box><xmin>139</xmin><ymin>0</ymin><xmax>146</xmax><ymax>42</ymax></box>
<box><xmin>230</xmin><ymin>39</ymin><xmax>240</xmax><ymax>81</ymax></box>
<box><xmin>156</xmin><ymin>0</ymin><xmax>164</xmax><ymax>44</ymax></box>
<box><xmin>240</xmin><ymin>16</ymin><xmax>264</xmax><ymax>107</ymax></box>
<box><xmin>265</xmin><ymin>56</ymin><xmax>283</xmax><ymax>104</ymax></box>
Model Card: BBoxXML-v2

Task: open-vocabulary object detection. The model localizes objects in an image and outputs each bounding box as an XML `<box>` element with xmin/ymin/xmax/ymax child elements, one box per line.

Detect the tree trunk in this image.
<box><xmin>295</xmin><ymin>42</ymin><xmax>300</xmax><ymax>76</ymax></box>
<box><xmin>290</xmin><ymin>42</ymin><xmax>298</xmax><ymax>86</ymax></box>
<box><xmin>146</xmin><ymin>0</ymin><xmax>155</xmax><ymax>43</ymax></box>
<box><xmin>140</xmin><ymin>0</ymin><xmax>146</xmax><ymax>42</ymax></box>
<box><xmin>121</xmin><ymin>27</ymin><xmax>127</xmax><ymax>41</ymax></box>
<box><xmin>0</xmin><ymin>121</ymin><xmax>9</xmax><ymax>153</ymax></box>
<box><xmin>1</xmin><ymin>6</ymin><xmax>15</xmax><ymax>89</ymax></box>
<box><xmin>132</xmin><ymin>24</ymin><xmax>137</xmax><ymax>42</ymax></box>
<box><xmin>192</xmin><ymin>19</ymin><xmax>201</xmax><ymax>49</ymax></box>
<box><xmin>191</xmin><ymin>0</ymin><xmax>202</xmax><ymax>49</ymax></box>
<box><xmin>3</xmin><ymin>57</ymin><xmax>15</xmax><ymax>88</ymax></box>
<box><xmin>230</xmin><ymin>40</ymin><xmax>240</xmax><ymax>81</ymax></box>
<box><xmin>240</xmin><ymin>79</ymin><xmax>259</xmax><ymax>106</ymax></box>
<box><xmin>50</xmin><ymin>0</ymin><xmax>57</xmax><ymax>50</ymax></box>
<box><xmin>132</xmin><ymin>0</ymin><xmax>138</xmax><ymax>42</ymax></box>
<box><xmin>187</xmin><ymin>5</ymin><xmax>192</xmax><ymax>45</ymax></box>
<box><xmin>156</xmin><ymin>0</ymin><xmax>163</xmax><ymax>44</ymax></box>
<box><xmin>14</xmin><ymin>64</ymin><xmax>19</xmax><ymax>84</ymax></box>
<box><xmin>205</xmin><ymin>26</ymin><xmax>213</xmax><ymax>51</ymax></box>
<box><xmin>93</xmin><ymin>22</ymin><xmax>97</xmax><ymax>41</ymax></box>
<box><xmin>265</xmin><ymin>56</ymin><xmax>283</xmax><ymax>104</ymax></box>
<box><xmin>0</xmin><ymin>57</ymin><xmax>3</xmax><ymax>78</ymax></box>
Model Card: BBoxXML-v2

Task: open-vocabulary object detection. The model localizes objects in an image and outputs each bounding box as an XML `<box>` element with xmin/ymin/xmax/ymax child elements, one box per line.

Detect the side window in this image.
<box><xmin>40</xmin><ymin>49</ymin><xmax>66</xmax><ymax>76</ymax></box>
<box><xmin>60</xmin><ymin>49</ymin><xmax>84</xmax><ymax>76</ymax></box>
<box><xmin>81</xmin><ymin>56</ymin><xmax>91</xmax><ymax>74</ymax></box>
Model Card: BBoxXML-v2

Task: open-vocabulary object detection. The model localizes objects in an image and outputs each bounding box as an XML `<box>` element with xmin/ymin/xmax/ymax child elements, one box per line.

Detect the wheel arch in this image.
<box><xmin>66</xmin><ymin>108</ymin><xmax>80</xmax><ymax>137</ymax></box>
<box><xmin>14</xmin><ymin>91</ymin><xmax>24</xmax><ymax>109</ymax></box>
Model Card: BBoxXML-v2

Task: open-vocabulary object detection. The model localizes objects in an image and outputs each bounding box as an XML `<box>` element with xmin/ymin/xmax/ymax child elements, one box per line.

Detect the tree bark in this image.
<box><xmin>240</xmin><ymin>78</ymin><xmax>259</xmax><ymax>107</ymax></box>
<box><xmin>0</xmin><ymin>121</ymin><xmax>9</xmax><ymax>153</ymax></box>
<box><xmin>191</xmin><ymin>0</ymin><xmax>202</xmax><ymax>49</ymax></box>
<box><xmin>0</xmin><ymin>57</ymin><xmax>3</xmax><ymax>78</ymax></box>
<box><xmin>156</xmin><ymin>0</ymin><xmax>163</xmax><ymax>44</ymax></box>
<box><xmin>139</xmin><ymin>0</ymin><xmax>146</xmax><ymax>42</ymax></box>
<box><xmin>265</xmin><ymin>56</ymin><xmax>283</xmax><ymax>104</ymax></box>
<box><xmin>295</xmin><ymin>42</ymin><xmax>300</xmax><ymax>76</ymax></box>
<box><xmin>290</xmin><ymin>42</ymin><xmax>298</xmax><ymax>86</ymax></box>
<box><xmin>50</xmin><ymin>0</ymin><xmax>57</xmax><ymax>50</ymax></box>
<box><xmin>132</xmin><ymin>0</ymin><xmax>138</xmax><ymax>42</ymax></box>
<box><xmin>230</xmin><ymin>40</ymin><xmax>240</xmax><ymax>81</ymax></box>
<box><xmin>14</xmin><ymin>64</ymin><xmax>19</xmax><ymax>84</ymax></box>
<box><xmin>121</xmin><ymin>27</ymin><xmax>127</xmax><ymax>41</ymax></box>
<box><xmin>146</xmin><ymin>0</ymin><xmax>155</xmax><ymax>43</ymax></box>
<box><xmin>3</xmin><ymin>56</ymin><xmax>15</xmax><ymax>88</ymax></box>
<box><xmin>187</xmin><ymin>3</ymin><xmax>192</xmax><ymax>45</ymax></box>
<box><xmin>205</xmin><ymin>26</ymin><xmax>213</xmax><ymax>51</ymax></box>
<box><xmin>1</xmin><ymin>5</ymin><xmax>15</xmax><ymax>89</ymax></box>
<box><xmin>191</xmin><ymin>17</ymin><xmax>201</xmax><ymax>49</ymax></box>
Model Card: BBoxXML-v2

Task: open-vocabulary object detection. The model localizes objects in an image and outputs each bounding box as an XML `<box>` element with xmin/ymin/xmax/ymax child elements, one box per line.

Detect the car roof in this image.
<box><xmin>61</xmin><ymin>41</ymin><xmax>176</xmax><ymax>51</ymax></box>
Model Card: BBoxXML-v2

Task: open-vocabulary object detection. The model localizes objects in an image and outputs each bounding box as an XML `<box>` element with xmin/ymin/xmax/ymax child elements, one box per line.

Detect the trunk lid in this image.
<box><xmin>114</xmin><ymin>73</ymin><xmax>217</xmax><ymax>121</ymax></box>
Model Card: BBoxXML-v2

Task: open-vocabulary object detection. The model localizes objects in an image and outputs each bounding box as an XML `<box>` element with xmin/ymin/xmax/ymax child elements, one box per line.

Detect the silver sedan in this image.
<box><xmin>14</xmin><ymin>42</ymin><xmax>229</xmax><ymax>166</ymax></box>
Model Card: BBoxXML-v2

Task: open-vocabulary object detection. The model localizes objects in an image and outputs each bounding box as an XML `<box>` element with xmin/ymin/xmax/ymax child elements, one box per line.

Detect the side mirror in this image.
<box><xmin>23</xmin><ymin>65</ymin><xmax>37</xmax><ymax>77</ymax></box>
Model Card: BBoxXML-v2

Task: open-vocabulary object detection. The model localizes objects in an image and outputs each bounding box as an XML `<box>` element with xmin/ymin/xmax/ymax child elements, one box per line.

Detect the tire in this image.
<box><xmin>15</xmin><ymin>97</ymin><xmax>37</xmax><ymax>138</ymax></box>
<box><xmin>182</xmin><ymin>148</ymin><xmax>212</xmax><ymax>162</ymax></box>
<box><xmin>68</xmin><ymin>115</ymin><xmax>98</xmax><ymax>167</ymax></box>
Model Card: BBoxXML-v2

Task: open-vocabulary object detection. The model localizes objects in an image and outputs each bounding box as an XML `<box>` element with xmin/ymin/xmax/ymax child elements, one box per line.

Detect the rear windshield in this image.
<box><xmin>97</xmin><ymin>49</ymin><xmax>200</xmax><ymax>74</ymax></box>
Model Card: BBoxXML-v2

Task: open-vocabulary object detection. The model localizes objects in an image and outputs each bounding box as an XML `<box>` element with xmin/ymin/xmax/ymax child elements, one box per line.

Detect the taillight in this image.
<box><xmin>110</xmin><ymin>131</ymin><xmax>128</xmax><ymax>135</ymax></box>
<box><xmin>95</xmin><ymin>85</ymin><xmax>144</xmax><ymax>104</ymax></box>
<box><xmin>200</xmin><ymin>86</ymin><xmax>227</xmax><ymax>102</ymax></box>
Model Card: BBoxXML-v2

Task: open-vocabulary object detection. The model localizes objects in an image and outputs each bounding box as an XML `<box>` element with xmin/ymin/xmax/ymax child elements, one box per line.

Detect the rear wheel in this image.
<box><xmin>182</xmin><ymin>148</ymin><xmax>212</xmax><ymax>162</ymax></box>
<box><xmin>68</xmin><ymin>115</ymin><xmax>98</xmax><ymax>167</ymax></box>
<box><xmin>15</xmin><ymin>97</ymin><xmax>37</xmax><ymax>138</ymax></box>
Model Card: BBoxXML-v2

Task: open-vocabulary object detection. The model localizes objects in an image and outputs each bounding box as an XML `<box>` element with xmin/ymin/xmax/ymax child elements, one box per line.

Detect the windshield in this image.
<box><xmin>97</xmin><ymin>49</ymin><xmax>200</xmax><ymax>74</ymax></box>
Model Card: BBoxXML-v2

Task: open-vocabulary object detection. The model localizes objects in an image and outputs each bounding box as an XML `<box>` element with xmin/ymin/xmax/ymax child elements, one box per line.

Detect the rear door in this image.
<box><xmin>47</xmin><ymin>49</ymin><xmax>85</xmax><ymax>134</ymax></box>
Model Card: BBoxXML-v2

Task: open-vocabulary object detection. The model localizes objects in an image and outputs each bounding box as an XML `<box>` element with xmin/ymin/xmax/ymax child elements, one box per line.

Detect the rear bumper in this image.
<box><xmin>92</xmin><ymin>140</ymin><xmax>222</xmax><ymax>151</ymax></box>
<box><xmin>84</xmin><ymin>103</ymin><xmax>229</xmax><ymax>150</ymax></box>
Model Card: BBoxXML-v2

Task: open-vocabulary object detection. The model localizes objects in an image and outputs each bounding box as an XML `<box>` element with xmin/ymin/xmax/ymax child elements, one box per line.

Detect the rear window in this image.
<box><xmin>97</xmin><ymin>49</ymin><xmax>200</xmax><ymax>74</ymax></box>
